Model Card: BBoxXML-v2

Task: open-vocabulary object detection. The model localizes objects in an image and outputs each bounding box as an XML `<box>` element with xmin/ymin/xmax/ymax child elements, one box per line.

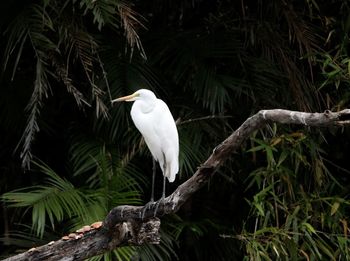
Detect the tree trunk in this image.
<box><xmin>3</xmin><ymin>109</ymin><xmax>350</xmax><ymax>261</ymax></box>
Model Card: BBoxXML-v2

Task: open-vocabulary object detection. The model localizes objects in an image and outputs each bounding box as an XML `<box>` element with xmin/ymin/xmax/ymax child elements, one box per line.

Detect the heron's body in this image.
<box><xmin>112</xmin><ymin>89</ymin><xmax>179</xmax><ymax>190</ymax></box>
<box><xmin>130</xmin><ymin>91</ymin><xmax>179</xmax><ymax>182</ymax></box>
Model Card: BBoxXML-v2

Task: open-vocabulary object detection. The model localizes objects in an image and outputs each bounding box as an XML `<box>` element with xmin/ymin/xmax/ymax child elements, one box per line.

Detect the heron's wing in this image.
<box><xmin>131</xmin><ymin>104</ymin><xmax>163</xmax><ymax>163</ymax></box>
<box><xmin>130</xmin><ymin>99</ymin><xmax>179</xmax><ymax>182</ymax></box>
<box><xmin>152</xmin><ymin>99</ymin><xmax>179</xmax><ymax>182</ymax></box>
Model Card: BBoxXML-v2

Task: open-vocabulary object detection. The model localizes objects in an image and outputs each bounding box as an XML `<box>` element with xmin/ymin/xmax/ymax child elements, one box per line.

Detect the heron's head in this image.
<box><xmin>112</xmin><ymin>89</ymin><xmax>156</xmax><ymax>103</ymax></box>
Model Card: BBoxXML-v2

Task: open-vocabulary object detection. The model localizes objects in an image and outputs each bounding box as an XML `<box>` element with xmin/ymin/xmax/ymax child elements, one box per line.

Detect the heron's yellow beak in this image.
<box><xmin>111</xmin><ymin>92</ymin><xmax>139</xmax><ymax>103</ymax></box>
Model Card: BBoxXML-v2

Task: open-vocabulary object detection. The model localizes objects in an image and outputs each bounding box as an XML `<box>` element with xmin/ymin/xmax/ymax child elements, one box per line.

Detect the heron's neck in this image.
<box><xmin>135</xmin><ymin>98</ymin><xmax>156</xmax><ymax>113</ymax></box>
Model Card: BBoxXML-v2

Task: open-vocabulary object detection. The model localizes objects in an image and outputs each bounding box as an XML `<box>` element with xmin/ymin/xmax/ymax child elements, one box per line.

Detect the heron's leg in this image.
<box><xmin>162</xmin><ymin>174</ymin><xmax>166</xmax><ymax>199</ymax></box>
<box><xmin>161</xmin><ymin>154</ymin><xmax>167</xmax><ymax>199</ymax></box>
<box><xmin>150</xmin><ymin>157</ymin><xmax>156</xmax><ymax>202</ymax></box>
<box><xmin>154</xmin><ymin>175</ymin><xmax>166</xmax><ymax>216</ymax></box>
<box><xmin>141</xmin><ymin>158</ymin><xmax>157</xmax><ymax>219</ymax></box>
<box><xmin>154</xmin><ymin>158</ymin><xmax>167</xmax><ymax>216</ymax></box>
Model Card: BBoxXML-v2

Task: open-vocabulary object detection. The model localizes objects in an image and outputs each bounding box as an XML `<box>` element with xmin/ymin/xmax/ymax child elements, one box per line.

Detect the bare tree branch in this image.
<box><xmin>3</xmin><ymin>109</ymin><xmax>350</xmax><ymax>261</ymax></box>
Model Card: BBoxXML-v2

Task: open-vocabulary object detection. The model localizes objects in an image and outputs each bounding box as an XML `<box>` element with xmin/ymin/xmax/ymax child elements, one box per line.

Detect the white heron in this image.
<box><xmin>112</xmin><ymin>89</ymin><xmax>179</xmax><ymax>214</ymax></box>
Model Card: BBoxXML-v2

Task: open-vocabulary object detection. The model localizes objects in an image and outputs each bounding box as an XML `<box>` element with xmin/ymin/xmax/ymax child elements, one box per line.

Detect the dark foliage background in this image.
<box><xmin>1</xmin><ymin>0</ymin><xmax>350</xmax><ymax>260</ymax></box>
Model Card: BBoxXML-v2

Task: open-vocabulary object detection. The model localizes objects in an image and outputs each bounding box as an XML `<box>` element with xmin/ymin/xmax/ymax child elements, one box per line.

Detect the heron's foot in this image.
<box><xmin>153</xmin><ymin>196</ymin><xmax>166</xmax><ymax>217</ymax></box>
<box><xmin>141</xmin><ymin>200</ymin><xmax>156</xmax><ymax>219</ymax></box>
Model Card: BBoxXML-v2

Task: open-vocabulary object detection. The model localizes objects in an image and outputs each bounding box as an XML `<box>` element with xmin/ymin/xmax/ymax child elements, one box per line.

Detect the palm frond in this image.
<box><xmin>78</xmin><ymin>0</ymin><xmax>118</xmax><ymax>30</ymax></box>
<box><xmin>2</xmin><ymin>161</ymin><xmax>91</xmax><ymax>237</ymax></box>
<box><xmin>86</xmin><ymin>247</ymin><xmax>136</xmax><ymax>261</ymax></box>
<box><xmin>77</xmin><ymin>0</ymin><xmax>146</xmax><ymax>57</ymax></box>
<box><xmin>50</xmin><ymin>54</ymin><xmax>90</xmax><ymax>108</ymax></box>
<box><xmin>87</xmin><ymin>149</ymin><xmax>143</xmax><ymax>207</ymax></box>
<box><xmin>178</xmin><ymin>127</ymin><xmax>207</xmax><ymax>177</ymax></box>
<box><xmin>112</xmin><ymin>247</ymin><xmax>137</xmax><ymax>261</ymax></box>
<box><xmin>282</xmin><ymin>3</ymin><xmax>321</xmax><ymax>57</ymax></box>
<box><xmin>2</xmin><ymin>3</ymin><xmax>54</xmax><ymax>78</ymax></box>
<box><xmin>3</xmin><ymin>3</ymin><xmax>57</xmax><ymax>168</ymax></box>
<box><xmin>1</xmin><ymin>24</ymin><xmax>28</xmax><ymax>81</ymax></box>
<box><xmin>68</xmin><ymin>133</ymin><xmax>145</xmax><ymax>202</ymax></box>
<box><xmin>149</xmin><ymin>31</ymin><xmax>247</xmax><ymax>114</ymax></box>
<box><xmin>117</xmin><ymin>1</ymin><xmax>147</xmax><ymax>58</ymax></box>
<box><xmin>17</xmin><ymin>58</ymin><xmax>50</xmax><ymax>169</ymax></box>
<box><xmin>0</xmin><ymin>224</ymin><xmax>54</xmax><ymax>249</ymax></box>
<box><xmin>71</xmin><ymin>30</ymin><xmax>110</xmax><ymax>118</ymax></box>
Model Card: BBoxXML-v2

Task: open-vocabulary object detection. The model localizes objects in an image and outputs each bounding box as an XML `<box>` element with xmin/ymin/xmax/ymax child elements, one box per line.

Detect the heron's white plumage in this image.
<box><xmin>116</xmin><ymin>89</ymin><xmax>179</xmax><ymax>182</ymax></box>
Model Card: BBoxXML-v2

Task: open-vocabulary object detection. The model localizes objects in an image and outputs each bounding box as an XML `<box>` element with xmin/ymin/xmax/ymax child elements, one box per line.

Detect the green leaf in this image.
<box><xmin>302</xmin><ymin>222</ymin><xmax>316</xmax><ymax>234</ymax></box>
<box><xmin>331</xmin><ymin>201</ymin><xmax>340</xmax><ymax>216</ymax></box>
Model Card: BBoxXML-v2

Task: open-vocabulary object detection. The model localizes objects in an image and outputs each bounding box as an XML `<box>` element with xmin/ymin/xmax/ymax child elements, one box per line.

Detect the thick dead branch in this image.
<box><xmin>2</xmin><ymin>219</ymin><xmax>160</xmax><ymax>261</ymax></box>
<box><xmin>3</xmin><ymin>109</ymin><xmax>350</xmax><ymax>261</ymax></box>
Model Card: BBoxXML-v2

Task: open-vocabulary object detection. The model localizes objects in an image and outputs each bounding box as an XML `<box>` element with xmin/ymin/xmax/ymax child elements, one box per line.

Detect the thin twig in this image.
<box><xmin>177</xmin><ymin>115</ymin><xmax>232</xmax><ymax>125</ymax></box>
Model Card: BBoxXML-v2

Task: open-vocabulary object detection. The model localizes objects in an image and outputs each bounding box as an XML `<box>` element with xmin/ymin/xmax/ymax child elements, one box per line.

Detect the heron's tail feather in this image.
<box><xmin>166</xmin><ymin>159</ymin><xmax>178</xmax><ymax>183</ymax></box>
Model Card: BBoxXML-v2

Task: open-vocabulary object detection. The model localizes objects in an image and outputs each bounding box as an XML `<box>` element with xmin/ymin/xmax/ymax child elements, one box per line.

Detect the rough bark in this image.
<box><xmin>3</xmin><ymin>109</ymin><xmax>350</xmax><ymax>261</ymax></box>
<box><xmin>2</xmin><ymin>219</ymin><xmax>161</xmax><ymax>261</ymax></box>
